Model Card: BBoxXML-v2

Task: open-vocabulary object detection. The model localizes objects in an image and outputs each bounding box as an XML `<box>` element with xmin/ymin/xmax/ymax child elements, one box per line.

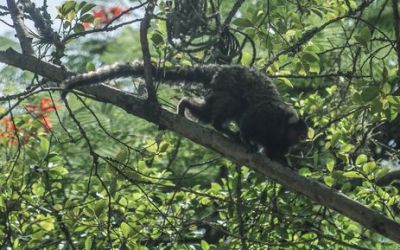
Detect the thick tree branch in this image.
<box><xmin>0</xmin><ymin>48</ymin><xmax>400</xmax><ymax>243</ymax></box>
<box><xmin>6</xmin><ymin>0</ymin><xmax>34</xmax><ymax>55</ymax></box>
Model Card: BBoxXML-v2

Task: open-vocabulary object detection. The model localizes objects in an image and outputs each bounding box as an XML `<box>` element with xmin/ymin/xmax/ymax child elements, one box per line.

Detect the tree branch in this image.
<box><xmin>140</xmin><ymin>1</ymin><xmax>157</xmax><ymax>102</ymax></box>
<box><xmin>392</xmin><ymin>0</ymin><xmax>400</xmax><ymax>77</ymax></box>
<box><xmin>0</xmin><ymin>48</ymin><xmax>400</xmax><ymax>243</ymax></box>
<box><xmin>6</xmin><ymin>0</ymin><xmax>34</xmax><ymax>55</ymax></box>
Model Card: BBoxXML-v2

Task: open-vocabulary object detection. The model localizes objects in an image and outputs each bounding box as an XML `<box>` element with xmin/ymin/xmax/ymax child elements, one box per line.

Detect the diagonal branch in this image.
<box><xmin>0</xmin><ymin>48</ymin><xmax>400</xmax><ymax>243</ymax></box>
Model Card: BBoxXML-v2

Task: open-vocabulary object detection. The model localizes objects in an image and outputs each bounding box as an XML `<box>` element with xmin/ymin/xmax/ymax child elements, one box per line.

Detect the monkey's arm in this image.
<box><xmin>60</xmin><ymin>62</ymin><xmax>221</xmax><ymax>99</ymax></box>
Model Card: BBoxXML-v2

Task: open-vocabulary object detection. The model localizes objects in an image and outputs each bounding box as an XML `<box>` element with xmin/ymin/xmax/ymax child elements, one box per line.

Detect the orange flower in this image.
<box><xmin>0</xmin><ymin>116</ymin><xmax>16</xmax><ymax>141</ymax></box>
<box><xmin>40</xmin><ymin>115</ymin><xmax>53</xmax><ymax>130</ymax></box>
<box><xmin>93</xmin><ymin>8</ymin><xmax>108</xmax><ymax>24</ymax></box>
<box><xmin>110</xmin><ymin>6</ymin><xmax>123</xmax><ymax>16</ymax></box>
<box><xmin>25</xmin><ymin>103</ymin><xmax>39</xmax><ymax>113</ymax></box>
<box><xmin>40</xmin><ymin>98</ymin><xmax>59</xmax><ymax>113</ymax></box>
<box><xmin>0</xmin><ymin>131</ymin><xmax>12</xmax><ymax>138</ymax></box>
<box><xmin>1</xmin><ymin>117</ymin><xmax>15</xmax><ymax>132</ymax></box>
<box><xmin>1</xmin><ymin>117</ymin><xmax>10</xmax><ymax>126</ymax></box>
<box><xmin>82</xmin><ymin>22</ymin><xmax>92</xmax><ymax>30</ymax></box>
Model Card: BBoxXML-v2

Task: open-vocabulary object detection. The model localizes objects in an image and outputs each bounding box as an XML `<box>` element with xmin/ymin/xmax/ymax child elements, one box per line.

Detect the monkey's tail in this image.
<box><xmin>61</xmin><ymin>62</ymin><xmax>220</xmax><ymax>99</ymax></box>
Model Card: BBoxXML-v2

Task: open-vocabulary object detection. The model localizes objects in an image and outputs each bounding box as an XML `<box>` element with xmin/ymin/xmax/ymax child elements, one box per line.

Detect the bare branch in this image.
<box><xmin>140</xmin><ymin>1</ymin><xmax>157</xmax><ymax>102</ymax></box>
<box><xmin>6</xmin><ymin>0</ymin><xmax>34</xmax><ymax>55</ymax></box>
<box><xmin>223</xmin><ymin>0</ymin><xmax>245</xmax><ymax>27</ymax></box>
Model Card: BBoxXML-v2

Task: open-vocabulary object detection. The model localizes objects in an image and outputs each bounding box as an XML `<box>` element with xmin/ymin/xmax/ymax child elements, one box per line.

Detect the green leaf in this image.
<box><xmin>121</xmin><ymin>222</ymin><xmax>133</xmax><ymax>238</ymax></box>
<box><xmin>308</xmin><ymin>62</ymin><xmax>320</xmax><ymax>74</ymax></box>
<box><xmin>304</xmin><ymin>44</ymin><xmax>321</xmax><ymax>53</ymax></box>
<box><xmin>301</xmin><ymin>52</ymin><xmax>319</xmax><ymax>63</ymax></box>
<box><xmin>341</xmin><ymin>144</ymin><xmax>354</xmax><ymax>153</ymax></box>
<box><xmin>307</xmin><ymin>127</ymin><xmax>315</xmax><ymax>139</ymax></box>
<box><xmin>77</xmin><ymin>1</ymin><xmax>87</xmax><ymax>11</ymax></box>
<box><xmin>355</xmin><ymin>154</ymin><xmax>367</xmax><ymax>165</ymax></box>
<box><xmin>40</xmin><ymin>137</ymin><xmax>50</xmax><ymax>153</ymax></box>
<box><xmin>63</xmin><ymin>21</ymin><xmax>71</xmax><ymax>29</ymax></box>
<box><xmin>60</xmin><ymin>1</ymin><xmax>77</xmax><ymax>16</ymax></box>
<box><xmin>362</xmin><ymin>162</ymin><xmax>376</xmax><ymax>173</ymax></box>
<box><xmin>387</xmin><ymin>106</ymin><xmax>399</xmax><ymax>121</ymax></box>
<box><xmin>38</xmin><ymin>215</ymin><xmax>55</xmax><ymax>231</ymax></box>
<box><xmin>85</xmin><ymin>236</ymin><xmax>93</xmax><ymax>250</ymax></box>
<box><xmin>12</xmin><ymin>239</ymin><xmax>20</xmax><ymax>249</ymax></box>
<box><xmin>232</xmin><ymin>18</ymin><xmax>253</xmax><ymax>28</ymax></box>
<box><xmin>343</xmin><ymin>171</ymin><xmax>364</xmax><ymax>179</ymax></box>
<box><xmin>361</xmin><ymin>86</ymin><xmax>379</xmax><ymax>102</ymax></box>
<box><xmin>324</xmin><ymin>176</ymin><xmax>334</xmax><ymax>187</ymax></box>
<box><xmin>210</xmin><ymin>182</ymin><xmax>222</xmax><ymax>192</ymax></box>
<box><xmin>80</xmin><ymin>13</ymin><xmax>94</xmax><ymax>22</ymax></box>
<box><xmin>277</xmin><ymin>77</ymin><xmax>293</xmax><ymax>88</ymax></box>
<box><xmin>201</xmin><ymin>240</ymin><xmax>210</xmax><ymax>250</ymax></box>
<box><xmin>241</xmin><ymin>52</ymin><xmax>253</xmax><ymax>66</ymax></box>
<box><xmin>387</xmin><ymin>95</ymin><xmax>400</xmax><ymax>107</ymax></box>
<box><xmin>93</xmin><ymin>200</ymin><xmax>107</xmax><ymax>217</ymax></box>
<box><xmin>74</xmin><ymin>23</ymin><xmax>85</xmax><ymax>33</ymax></box>
<box><xmin>382</xmin><ymin>83</ymin><xmax>391</xmax><ymax>95</ymax></box>
<box><xmin>159</xmin><ymin>142</ymin><xmax>169</xmax><ymax>153</ymax></box>
<box><xmin>32</xmin><ymin>183</ymin><xmax>45</xmax><ymax>196</ymax></box>
<box><xmin>355</xmin><ymin>26</ymin><xmax>371</xmax><ymax>49</ymax></box>
<box><xmin>66</xmin><ymin>10</ymin><xmax>77</xmax><ymax>22</ymax></box>
<box><xmin>49</xmin><ymin>166</ymin><xmax>69</xmax><ymax>178</ymax></box>
<box><xmin>86</xmin><ymin>62</ymin><xmax>96</xmax><ymax>71</ymax></box>
<box><xmin>80</xmin><ymin>3</ymin><xmax>97</xmax><ymax>15</ymax></box>
<box><xmin>326</xmin><ymin>158</ymin><xmax>335</xmax><ymax>172</ymax></box>
<box><xmin>200</xmin><ymin>197</ymin><xmax>211</xmax><ymax>205</ymax></box>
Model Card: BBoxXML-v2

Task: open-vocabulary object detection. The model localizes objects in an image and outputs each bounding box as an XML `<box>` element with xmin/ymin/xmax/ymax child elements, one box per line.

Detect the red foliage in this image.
<box><xmin>82</xmin><ymin>6</ymin><xmax>128</xmax><ymax>30</ymax></box>
<box><xmin>0</xmin><ymin>117</ymin><xmax>15</xmax><ymax>139</ymax></box>
<box><xmin>0</xmin><ymin>97</ymin><xmax>60</xmax><ymax>146</ymax></box>
<box><xmin>28</xmin><ymin>97</ymin><xmax>59</xmax><ymax>130</ymax></box>
<box><xmin>110</xmin><ymin>6</ymin><xmax>123</xmax><ymax>16</ymax></box>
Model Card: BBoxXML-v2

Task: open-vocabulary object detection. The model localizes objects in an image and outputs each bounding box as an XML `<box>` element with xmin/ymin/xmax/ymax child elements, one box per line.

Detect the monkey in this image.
<box><xmin>176</xmin><ymin>66</ymin><xmax>308</xmax><ymax>161</ymax></box>
<box><xmin>60</xmin><ymin>62</ymin><xmax>307</xmax><ymax>161</ymax></box>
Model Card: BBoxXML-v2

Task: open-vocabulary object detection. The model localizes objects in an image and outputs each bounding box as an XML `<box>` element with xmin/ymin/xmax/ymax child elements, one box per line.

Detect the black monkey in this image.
<box><xmin>61</xmin><ymin>63</ymin><xmax>307</xmax><ymax>161</ymax></box>
<box><xmin>176</xmin><ymin>66</ymin><xmax>308</xmax><ymax>161</ymax></box>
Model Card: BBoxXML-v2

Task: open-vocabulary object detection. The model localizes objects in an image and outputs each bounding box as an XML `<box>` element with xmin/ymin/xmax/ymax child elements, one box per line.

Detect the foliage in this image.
<box><xmin>0</xmin><ymin>0</ymin><xmax>400</xmax><ymax>249</ymax></box>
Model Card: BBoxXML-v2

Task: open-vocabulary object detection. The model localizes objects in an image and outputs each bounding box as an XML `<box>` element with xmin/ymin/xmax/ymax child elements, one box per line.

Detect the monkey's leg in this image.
<box><xmin>239</xmin><ymin>106</ymin><xmax>276</xmax><ymax>154</ymax></box>
<box><xmin>211</xmin><ymin>118</ymin><xmax>240</xmax><ymax>139</ymax></box>
<box><xmin>208</xmin><ymin>92</ymin><xmax>244</xmax><ymax>139</ymax></box>
<box><xmin>177</xmin><ymin>97</ymin><xmax>212</xmax><ymax>123</ymax></box>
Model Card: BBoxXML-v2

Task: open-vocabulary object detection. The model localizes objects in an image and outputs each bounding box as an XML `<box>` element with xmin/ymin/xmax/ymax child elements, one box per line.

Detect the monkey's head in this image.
<box><xmin>287</xmin><ymin>118</ymin><xmax>308</xmax><ymax>146</ymax></box>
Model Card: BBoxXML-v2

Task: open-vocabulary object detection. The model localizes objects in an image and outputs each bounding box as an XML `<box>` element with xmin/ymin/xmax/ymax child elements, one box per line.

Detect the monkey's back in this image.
<box><xmin>210</xmin><ymin>66</ymin><xmax>283</xmax><ymax>104</ymax></box>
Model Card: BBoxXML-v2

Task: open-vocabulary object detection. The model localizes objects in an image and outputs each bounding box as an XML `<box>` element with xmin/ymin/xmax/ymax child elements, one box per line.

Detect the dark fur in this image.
<box><xmin>60</xmin><ymin>63</ymin><xmax>307</xmax><ymax>160</ymax></box>
<box><xmin>177</xmin><ymin>66</ymin><xmax>307</xmax><ymax>161</ymax></box>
